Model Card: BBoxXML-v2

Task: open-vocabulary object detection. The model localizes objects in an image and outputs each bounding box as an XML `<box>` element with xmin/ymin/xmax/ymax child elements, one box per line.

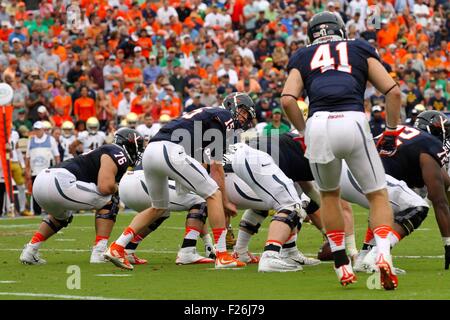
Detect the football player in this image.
<box><xmin>281</xmin><ymin>11</ymin><xmax>402</xmax><ymax>289</ymax></box>
<box><xmin>104</xmin><ymin>93</ymin><xmax>256</xmax><ymax>270</ymax></box>
<box><xmin>361</xmin><ymin>110</ymin><xmax>450</xmax><ymax>270</ymax></box>
<box><xmin>60</xmin><ymin>121</ymin><xmax>76</xmax><ymax>161</ymax></box>
<box><xmin>77</xmin><ymin>117</ymin><xmax>106</xmax><ymax>152</ymax></box>
<box><xmin>119</xmin><ymin>169</ymin><xmax>215</xmax><ymax>265</ymax></box>
<box><xmin>19</xmin><ymin>128</ymin><xmax>145</xmax><ymax>265</ymax></box>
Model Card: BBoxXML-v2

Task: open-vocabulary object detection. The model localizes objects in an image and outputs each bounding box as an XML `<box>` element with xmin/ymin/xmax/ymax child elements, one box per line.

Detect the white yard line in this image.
<box><xmin>0</xmin><ymin>292</ymin><xmax>126</xmax><ymax>300</ymax></box>
<box><xmin>95</xmin><ymin>274</ymin><xmax>132</xmax><ymax>277</ymax></box>
<box><xmin>0</xmin><ymin>281</ymin><xmax>18</xmax><ymax>284</ymax></box>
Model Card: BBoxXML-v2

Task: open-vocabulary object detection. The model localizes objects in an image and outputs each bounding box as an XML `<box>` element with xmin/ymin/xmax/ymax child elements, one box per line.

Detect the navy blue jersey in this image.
<box><xmin>151</xmin><ymin>107</ymin><xmax>234</xmax><ymax>161</ymax></box>
<box><xmin>252</xmin><ymin>132</ymin><xmax>314</xmax><ymax>182</ymax></box>
<box><xmin>380</xmin><ymin>126</ymin><xmax>448</xmax><ymax>188</ymax></box>
<box><xmin>287</xmin><ymin>38</ymin><xmax>380</xmax><ymax>116</ymax></box>
<box><xmin>56</xmin><ymin>144</ymin><xmax>130</xmax><ymax>184</ymax></box>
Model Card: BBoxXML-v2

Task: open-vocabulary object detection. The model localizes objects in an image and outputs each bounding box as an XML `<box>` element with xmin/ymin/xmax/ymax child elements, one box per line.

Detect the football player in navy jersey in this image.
<box><xmin>19</xmin><ymin>128</ymin><xmax>145</xmax><ymax>265</ymax></box>
<box><xmin>281</xmin><ymin>11</ymin><xmax>402</xmax><ymax>289</ymax></box>
<box><xmin>105</xmin><ymin>92</ymin><xmax>256</xmax><ymax>270</ymax></box>
<box><xmin>378</xmin><ymin>110</ymin><xmax>450</xmax><ymax>270</ymax></box>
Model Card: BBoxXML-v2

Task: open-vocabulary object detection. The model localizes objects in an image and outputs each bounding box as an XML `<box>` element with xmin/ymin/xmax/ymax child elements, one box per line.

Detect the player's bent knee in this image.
<box><xmin>186</xmin><ymin>203</ymin><xmax>207</xmax><ymax>224</ymax></box>
<box><xmin>43</xmin><ymin>214</ymin><xmax>73</xmax><ymax>233</ymax></box>
<box><xmin>239</xmin><ymin>209</ymin><xmax>268</xmax><ymax>234</ymax></box>
<box><xmin>394</xmin><ymin>206</ymin><xmax>429</xmax><ymax>235</ymax></box>
<box><xmin>96</xmin><ymin>196</ymin><xmax>120</xmax><ymax>222</ymax></box>
<box><xmin>271</xmin><ymin>205</ymin><xmax>304</xmax><ymax>230</ymax></box>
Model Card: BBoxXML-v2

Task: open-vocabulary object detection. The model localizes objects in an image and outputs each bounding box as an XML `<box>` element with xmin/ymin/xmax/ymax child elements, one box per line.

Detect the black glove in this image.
<box><xmin>445</xmin><ymin>245</ymin><xmax>450</xmax><ymax>270</ymax></box>
<box><xmin>376</xmin><ymin>127</ymin><xmax>405</xmax><ymax>157</ymax></box>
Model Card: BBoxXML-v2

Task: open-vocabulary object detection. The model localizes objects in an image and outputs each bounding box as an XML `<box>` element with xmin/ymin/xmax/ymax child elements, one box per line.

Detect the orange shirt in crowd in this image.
<box><xmin>53</xmin><ymin>45</ymin><xmax>67</xmax><ymax>62</ymax></box>
<box><xmin>51</xmin><ymin>114</ymin><xmax>73</xmax><ymax>128</ymax></box>
<box><xmin>160</xmin><ymin>96</ymin><xmax>182</xmax><ymax>118</ymax></box>
<box><xmin>53</xmin><ymin>95</ymin><xmax>72</xmax><ymax>117</ymax></box>
<box><xmin>137</xmin><ymin>37</ymin><xmax>152</xmax><ymax>58</ymax></box>
<box><xmin>123</xmin><ymin>66</ymin><xmax>142</xmax><ymax>90</ymax></box>
<box><xmin>51</xmin><ymin>25</ymin><xmax>64</xmax><ymax>37</ymax></box>
<box><xmin>108</xmin><ymin>92</ymin><xmax>123</xmax><ymax>109</ymax></box>
<box><xmin>180</xmin><ymin>43</ymin><xmax>195</xmax><ymax>57</ymax></box>
<box><xmin>377</xmin><ymin>27</ymin><xmax>397</xmax><ymax>48</ymax></box>
<box><xmin>425</xmin><ymin>57</ymin><xmax>443</xmax><ymax>70</ymax></box>
<box><xmin>86</xmin><ymin>25</ymin><xmax>103</xmax><ymax>39</ymax></box>
<box><xmin>74</xmin><ymin>96</ymin><xmax>96</xmax><ymax>121</ymax></box>
<box><xmin>130</xmin><ymin>96</ymin><xmax>146</xmax><ymax>115</ymax></box>
<box><xmin>0</xmin><ymin>28</ymin><xmax>12</xmax><ymax>41</ymax></box>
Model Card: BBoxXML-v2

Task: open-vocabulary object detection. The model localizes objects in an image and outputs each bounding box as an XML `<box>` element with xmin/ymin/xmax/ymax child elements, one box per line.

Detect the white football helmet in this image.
<box><xmin>61</xmin><ymin>121</ymin><xmax>74</xmax><ymax>138</ymax></box>
<box><xmin>86</xmin><ymin>117</ymin><xmax>100</xmax><ymax>135</ymax></box>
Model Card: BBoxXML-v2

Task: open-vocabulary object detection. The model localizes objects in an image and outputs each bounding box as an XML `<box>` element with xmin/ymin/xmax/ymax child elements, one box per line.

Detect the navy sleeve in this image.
<box><xmin>103</xmin><ymin>144</ymin><xmax>131</xmax><ymax>171</ymax></box>
<box><xmin>354</xmin><ymin>39</ymin><xmax>380</xmax><ymax>61</ymax></box>
<box><xmin>423</xmin><ymin>137</ymin><xmax>448</xmax><ymax>168</ymax></box>
<box><xmin>287</xmin><ymin>49</ymin><xmax>305</xmax><ymax>73</ymax></box>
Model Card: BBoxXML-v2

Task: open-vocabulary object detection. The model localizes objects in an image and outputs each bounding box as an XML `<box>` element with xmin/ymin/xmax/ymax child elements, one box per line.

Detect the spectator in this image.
<box><xmin>428</xmin><ymin>88</ymin><xmax>447</xmax><ymax>111</ymax></box>
<box><xmin>103</xmin><ymin>55</ymin><xmax>123</xmax><ymax>93</ymax></box>
<box><xmin>117</xmin><ymin>88</ymin><xmax>135</xmax><ymax>120</ymax></box>
<box><xmin>13</xmin><ymin>108</ymin><xmax>32</xmax><ymax>131</ymax></box>
<box><xmin>217</xmin><ymin>58</ymin><xmax>238</xmax><ymax>85</ymax></box>
<box><xmin>74</xmin><ymin>86</ymin><xmax>96</xmax><ymax>122</ymax></box>
<box><xmin>262</xmin><ymin>108</ymin><xmax>290</xmax><ymax>136</ymax></box>
<box><xmin>89</xmin><ymin>55</ymin><xmax>105</xmax><ymax>90</ymax></box>
<box><xmin>143</xmin><ymin>55</ymin><xmax>162</xmax><ymax>85</ymax></box>
<box><xmin>403</xmin><ymin>78</ymin><xmax>424</xmax><ymax>116</ymax></box>
<box><xmin>160</xmin><ymin>85</ymin><xmax>182</xmax><ymax>118</ymax></box>
<box><xmin>25</xmin><ymin>121</ymin><xmax>60</xmax><ymax>216</ymax></box>
<box><xmin>369</xmin><ymin>105</ymin><xmax>386</xmax><ymax>137</ymax></box>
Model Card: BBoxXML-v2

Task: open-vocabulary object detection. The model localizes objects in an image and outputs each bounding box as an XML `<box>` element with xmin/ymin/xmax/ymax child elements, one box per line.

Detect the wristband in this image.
<box><xmin>443</xmin><ymin>237</ymin><xmax>450</xmax><ymax>246</ymax></box>
<box><xmin>386</xmin><ymin>125</ymin><xmax>398</xmax><ymax>131</ymax></box>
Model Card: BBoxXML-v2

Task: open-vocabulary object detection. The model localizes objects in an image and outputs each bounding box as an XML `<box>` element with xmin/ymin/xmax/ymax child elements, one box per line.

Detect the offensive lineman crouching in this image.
<box><xmin>19</xmin><ymin>128</ymin><xmax>144</xmax><ymax>265</ymax></box>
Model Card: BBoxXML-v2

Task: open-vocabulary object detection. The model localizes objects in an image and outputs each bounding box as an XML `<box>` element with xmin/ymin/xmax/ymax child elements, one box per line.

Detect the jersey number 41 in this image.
<box><xmin>310</xmin><ymin>43</ymin><xmax>352</xmax><ymax>74</ymax></box>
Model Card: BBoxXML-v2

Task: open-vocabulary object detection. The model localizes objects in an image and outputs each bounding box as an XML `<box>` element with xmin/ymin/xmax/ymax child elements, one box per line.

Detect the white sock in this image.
<box><xmin>234</xmin><ymin>230</ymin><xmax>252</xmax><ymax>253</ymax></box>
<box><xmin>345</xmin><ymin>234</ymin><xmax>358</xmax><ymax>256</ymax></box>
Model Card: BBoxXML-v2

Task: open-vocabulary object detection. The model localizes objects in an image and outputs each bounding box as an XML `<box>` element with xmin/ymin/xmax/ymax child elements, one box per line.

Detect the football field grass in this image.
<box><xmin>0</xmin><ymin>205</ymin><xmax>449</xmax><ymax>300</ymax></box>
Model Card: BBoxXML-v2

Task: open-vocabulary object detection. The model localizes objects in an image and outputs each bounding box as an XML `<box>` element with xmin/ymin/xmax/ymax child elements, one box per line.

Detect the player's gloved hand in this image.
<box><xmin>293</xmin><ymin>135</ymin><xmax>307</xmax><ymax>152</ymax></box>
<box><xmin>376</xmin><ymin>127</ymin><xmax>405</xmax><ymax>157</ymax></box>
<box><xmin>445</xmin><ymin>245</ymin><xmax>450</xmax><ymax>270</ymax></box>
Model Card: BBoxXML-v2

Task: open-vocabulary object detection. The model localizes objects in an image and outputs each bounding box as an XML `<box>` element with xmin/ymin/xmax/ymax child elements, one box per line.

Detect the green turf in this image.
<box><xmin>0</xmin><ymin>205</ymin><xmax>449</xmax><ymax>300</ymax></box>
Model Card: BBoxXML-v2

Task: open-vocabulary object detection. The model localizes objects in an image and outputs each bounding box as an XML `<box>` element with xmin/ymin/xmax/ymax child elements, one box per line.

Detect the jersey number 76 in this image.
<box><xmin>310</xmin><ymin>42</ymin><xmax>352</xmax><ymax>74</ymax></box>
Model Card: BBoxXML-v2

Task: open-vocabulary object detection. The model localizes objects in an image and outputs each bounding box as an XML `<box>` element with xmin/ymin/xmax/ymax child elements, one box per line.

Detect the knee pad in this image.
<box><xmin>44</xmin><ymin>214</ymin><xmax>73</xmax><ymax>233</ymax></box>
<box><xmin>96</xmin><ymin>195</ymin><xmax>120</xmax><ymax>222</ymax></box>
<box><xmin>239</xmin><ymin>209</ymin><xmax>268</xmax><ymax>234</ymax></box>
<box><xmin>186</xmin><ymin>203</ymin><xmax>207</xmax><ymax>224</ymax></box>
<box><xmin>149</xmin><ymin>216</ymin><xmax>169</xmax><ymax>232</ymax></box>
<box><xmin>394</xmin><ymin>206</ymin><xmax>429</xmax><ymax>235</ymax></box>
<box><xmin>271</xmin><ymin>205</ymin><xmax>305</xmax><ymax>230</ymax></box>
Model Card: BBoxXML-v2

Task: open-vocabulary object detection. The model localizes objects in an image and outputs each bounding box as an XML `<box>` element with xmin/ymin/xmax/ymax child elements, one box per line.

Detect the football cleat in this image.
<box><xmin>376</xmin><ymin>253</ymin><xmax>398</xmax><ymax>290</ymax></box>
<box><xmin>176</xmin><ymin>247</ymin><xmax>214</xmax><ymax>265</ymax></box>
<box><xmin>125</xmin><ymin>250</ymin><xmax>148</xmax><ymax>265</ymax></box>
<box><xmin>280</xmin><ymin>247</ymin><xmax>321</xmax><ymax>266</ymax></box>
<box><xmin>258</xmin><ymin>251</ymin><xmax>302</xmax><ymax>272</ymax></box>
<box><xmin>334</xmin><ymin>262</ymin><xmax>357</xmax><ymax>287</ymax></box>
<box><xmin>19</xmin><ymin>244</ymin><xmax>46</xmax><ymax>265</ymax></box>
<box><xmin>353</xmin><ymin>249</ymin><xmax>369</xmax><ymax>273</ymax></box>
<box><xmin>103</xmin><ymin>242</ymin><xmax>133</xmax><ymax>270</ymax></box>
<box><xmin>215</xmin><ymin>251</ymin><xmax>246</xmax><ymax>269</ymax></box>
<box><xmin>232</xmin><ymin>250</ymin><xmax>260</xmax><ymax>264</ymax></box>
<box><xmin>362</xmin><ymin>246</ymin><xmax>378</xmax><ymax>272</ymax></box>
<box><xmin>90</xmin><ymin>242</ymin><xmax>108</xmax><ymax>264</ymax></box>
